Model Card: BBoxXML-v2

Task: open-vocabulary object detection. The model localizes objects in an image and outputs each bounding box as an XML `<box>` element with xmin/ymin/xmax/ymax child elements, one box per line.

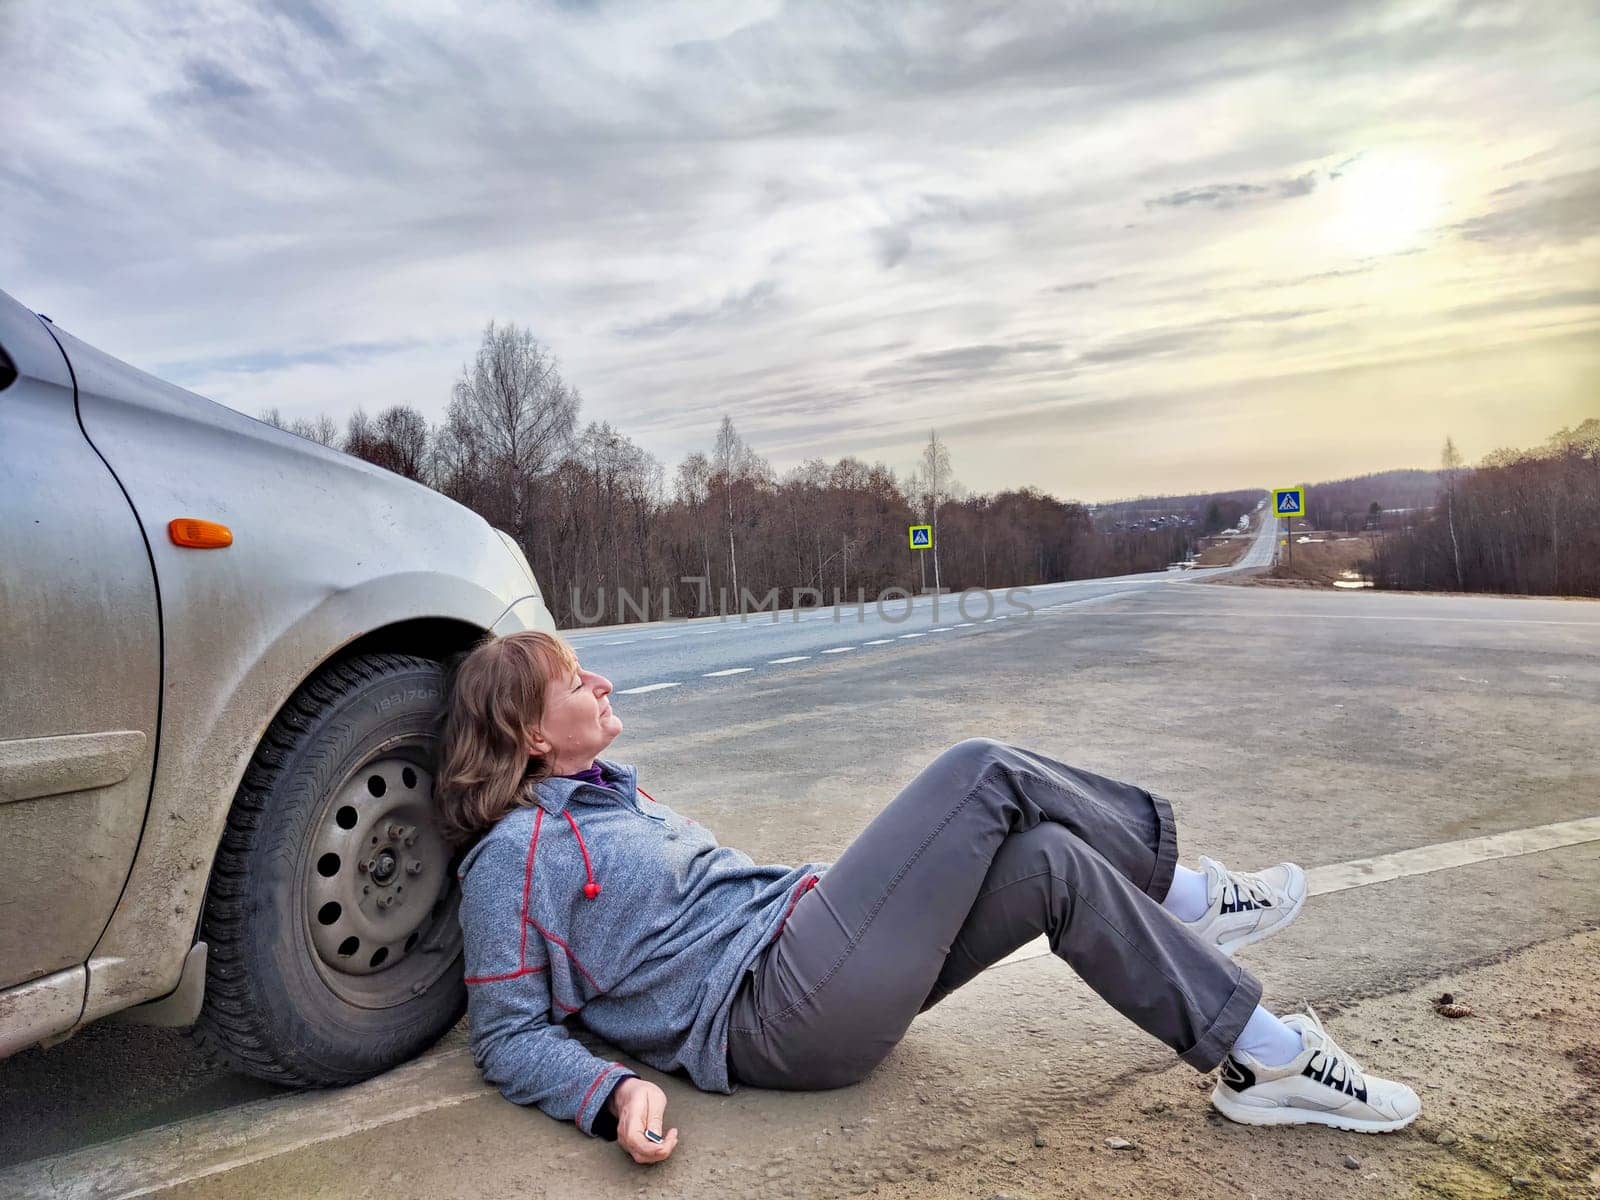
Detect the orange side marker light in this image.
<box><xmin>168</xmin><ymin>518</ymin><xmax>234</xmax><ymax>548</ymax></box>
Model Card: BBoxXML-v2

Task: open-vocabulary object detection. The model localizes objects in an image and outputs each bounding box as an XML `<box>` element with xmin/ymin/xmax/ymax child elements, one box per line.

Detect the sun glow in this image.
<box><xmin>1326</xmin><ymin>152</ymin><xmax>1444</xmax><ymax>257</ymax></box>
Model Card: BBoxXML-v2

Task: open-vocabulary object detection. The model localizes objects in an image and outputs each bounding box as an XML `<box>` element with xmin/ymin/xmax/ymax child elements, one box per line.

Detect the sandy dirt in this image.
<box><xmin>868</xmin><ymin>930</ymin><xmax>1600</xmax><ymax>1200</ymax></box>
<box><xmin>1220</xmin><ymin>533</ymin><xmax>1378</xmax><ymax>588</ymax></box>
<box><xmin>1193</xmin><ymin>533</ymin><xmax>1254</xmax><ymax>568</ymax></box>
<box><xmin>142</xmin><ymin>929</ymin><xmax>1600</xmax><ymax>1200</ymax></box>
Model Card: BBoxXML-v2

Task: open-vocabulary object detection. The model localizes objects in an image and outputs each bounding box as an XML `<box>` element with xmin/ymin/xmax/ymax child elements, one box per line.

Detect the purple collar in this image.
<box><xmin>559</xmin><ymin>762</ymin><xmax>608</xmax><ymax>788</ymax></box>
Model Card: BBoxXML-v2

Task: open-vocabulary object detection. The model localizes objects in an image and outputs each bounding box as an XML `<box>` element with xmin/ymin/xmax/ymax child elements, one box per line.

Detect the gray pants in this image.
<box><xmin>727</xmin><ymin>738</ymin><xmax>1262</xmax><ymax>1089</ymax></box>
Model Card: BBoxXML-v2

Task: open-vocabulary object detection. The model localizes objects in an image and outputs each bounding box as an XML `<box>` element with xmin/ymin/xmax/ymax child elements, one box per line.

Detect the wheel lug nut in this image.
<box><xmin>356</xmin><ymin>860</ymin><xmax>368</xmax><ymax>874</ymax></box>
<box><xmin>406</xmin><ymin>861</ymin><xmax>423</xmax><ymax>876</ymax></box>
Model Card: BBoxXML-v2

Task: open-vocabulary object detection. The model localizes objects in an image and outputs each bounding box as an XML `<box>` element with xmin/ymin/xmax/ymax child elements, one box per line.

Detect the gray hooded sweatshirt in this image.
<box><xmin>455</xmin><ymin>759</ymin><xmax>827</xmax><ymax>1135</ymax></box>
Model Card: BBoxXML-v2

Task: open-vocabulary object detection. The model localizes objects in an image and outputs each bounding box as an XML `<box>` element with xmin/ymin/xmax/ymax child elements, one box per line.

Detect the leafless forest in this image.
<box><xmin>1370</xmin><ymin>422</ymin><xmax>1600</xmax><ymax>597</ymax></box>
<box><xmin>262</xmin><ymin>322</ymin><xmax>1191</xmax><ymax>626</ymax></box>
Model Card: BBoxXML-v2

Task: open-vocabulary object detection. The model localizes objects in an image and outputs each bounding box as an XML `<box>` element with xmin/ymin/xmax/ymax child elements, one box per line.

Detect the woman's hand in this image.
<box><xmin>609</xmin><ymin>1077</ymin><xmax>678</xmax><ymax>1164</ymax></box>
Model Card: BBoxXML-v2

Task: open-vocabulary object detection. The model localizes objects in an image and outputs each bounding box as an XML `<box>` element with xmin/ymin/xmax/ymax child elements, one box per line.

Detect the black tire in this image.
<box><xmin>193</xmin><ymin>653</ymin><xmax>465</xmax><ymax>1086</ymax></box>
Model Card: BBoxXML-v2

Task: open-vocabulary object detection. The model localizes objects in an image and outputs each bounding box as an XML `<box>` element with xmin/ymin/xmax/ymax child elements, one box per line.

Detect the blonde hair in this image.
<box><xmin>434</xmin><ymin>630</ymin><xmax>578</xmax><ymax>845</ymax></box>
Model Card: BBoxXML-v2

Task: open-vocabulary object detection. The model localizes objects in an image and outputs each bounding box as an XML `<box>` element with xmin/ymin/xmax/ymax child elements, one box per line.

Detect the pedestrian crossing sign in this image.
<box><xmin>908</xmin><ymin>524</ymin><xmax>933</xmax><ymax>550</ymax></box>
<box><xmin>1272</xmin><ymin>488</ymin><xmax>1305</xmax><ymax>518</ymax></box>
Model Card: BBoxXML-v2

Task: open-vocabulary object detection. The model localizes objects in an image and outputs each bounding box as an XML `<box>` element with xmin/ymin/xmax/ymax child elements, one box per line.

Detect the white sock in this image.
<box><xmin>1231</xmin><ymin>1006</ymin><xmax>1304</xmax><ymax>1067</ymax></box>
<box><xmin>1162</xmin><ymin>863</ymin><xmax>1211</xmax><ymax>923</ymax></box>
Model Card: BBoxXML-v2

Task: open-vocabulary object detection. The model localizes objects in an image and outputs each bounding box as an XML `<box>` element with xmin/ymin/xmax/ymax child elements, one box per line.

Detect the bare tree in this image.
<box><xmin>377</xmin><ymin>405</ymin><xmax>430</xmax><ymax>480</ymax></box>
<box><xmin>1441</xmin><ymin>435</ymin><xmax>1464</xmax><ymax>590</ymax></box>
<box><xmin>675</xmin><ymin>452</ymin><xmax>714</xmax><ymax>605</ymax></box>
<box><xmin>302</xmin><ymin>413</ymin><xmax>340</xmax><ymax>447</ymax></box>
<box><xmin>260</xmin><ymin>406</ymin><xmax>340</xmax><ymax>447</ymax></box>
<box><xmin>344</xmin><ymin>407</ymin><xmax>379</xmax><ymax>459</ymax></box>
<box><xmin>919</xmin><ymin>429</ymin><xmax>956</xmax><ymax>591</ymax></box>
<box><xmin>903</xmin><ymin>462</ymin><xmax>930</xmax><ymax>590</ymax></box>
<box><xmin>448</xmin><ymin>321</ymin><xmax>580</xmax><ymax>534</ymax></box>
<box><xmin>342</xmin><ymin>405</ymin><xmax>432</xmax><ymax>481</ymax></box>
<box><xmin>713</xmin><ymin>417</ymin><xmax>749</xmax><ymax>609</ymax></box>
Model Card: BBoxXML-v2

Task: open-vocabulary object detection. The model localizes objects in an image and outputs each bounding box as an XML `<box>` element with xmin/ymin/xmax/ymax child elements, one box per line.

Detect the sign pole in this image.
<box><xmin>1272</xmin><ymin>488</ymin><xmax>1303</xmax><ymax>571</ymax></box>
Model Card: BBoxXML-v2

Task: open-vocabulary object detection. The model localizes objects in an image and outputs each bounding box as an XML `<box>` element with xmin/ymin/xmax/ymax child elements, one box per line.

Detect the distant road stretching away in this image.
<box><xmin>561</xmin><ymin>512</ymin><xmax>1282</xmax><ymax>696</ymax></box>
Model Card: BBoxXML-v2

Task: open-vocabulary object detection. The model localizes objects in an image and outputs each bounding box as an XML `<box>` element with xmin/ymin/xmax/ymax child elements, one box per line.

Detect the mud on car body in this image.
<box><xmin>0</xmin><ymin>287</ymin><xmax>555</xmax><ymax>1084</ymax></box>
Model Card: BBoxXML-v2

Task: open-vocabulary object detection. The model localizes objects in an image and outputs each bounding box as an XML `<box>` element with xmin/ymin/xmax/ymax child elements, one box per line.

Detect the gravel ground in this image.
<box><xmin>877</xmin><ymin>929</ymin><xmax>1600</xmax><ymax>1200</ymax></box>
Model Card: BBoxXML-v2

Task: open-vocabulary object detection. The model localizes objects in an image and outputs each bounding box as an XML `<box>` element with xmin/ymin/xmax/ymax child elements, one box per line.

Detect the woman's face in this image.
<box><xmin>528</xmin><ymin>661</ymin><xmax>622</xmax><ymax>774</ymax></box>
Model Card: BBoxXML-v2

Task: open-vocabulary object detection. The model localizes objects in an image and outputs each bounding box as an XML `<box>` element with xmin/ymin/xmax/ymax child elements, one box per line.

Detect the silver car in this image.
<box><xmin>0</xmin><ymin>287</ymin><xmax>555</xmax><ymax>1084</ymax></box>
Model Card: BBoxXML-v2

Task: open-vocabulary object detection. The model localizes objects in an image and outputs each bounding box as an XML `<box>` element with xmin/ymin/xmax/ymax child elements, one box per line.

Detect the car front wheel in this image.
<box><xmin>193</xmin><ymin>652</ymin><xmax>465</xmax><ymax>1085</ymax></box>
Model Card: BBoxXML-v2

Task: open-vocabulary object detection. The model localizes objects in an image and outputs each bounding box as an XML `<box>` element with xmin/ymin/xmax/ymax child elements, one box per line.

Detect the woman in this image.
<box><xmin>436</xmin><ymin>631</ymin><xmax>1419</xmax><ymax>1166</ymax></box>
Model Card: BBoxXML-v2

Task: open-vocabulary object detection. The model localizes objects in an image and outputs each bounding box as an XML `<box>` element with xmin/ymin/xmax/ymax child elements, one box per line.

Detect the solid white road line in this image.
<box><xmin>616</xmin><ymin>682</ymin><xmax>680</xmax><ymax>694</ymax></box>
<box><xmin>10</xmin><ymin>814</ymin><xmax>1596</xmax><ymax>1200</ymax></box>
<box><xmin>703</xmin><ymin>667</ymin><xmax>754</xmax><ymax>677</ymax></box>
<box><xmin>1303</xmin><ymin>815</ymin><xmax>1600</xmax><ymax>896</ymax></box>
<box><xmin>767</xmin><ymin>656</ymin><xmax>810</xmax><ymax>664</ymax></box>
<box><xmin>994</xmin><ymin>814</ymin><xmax>1600</xmax><ymax>968</ymax></box>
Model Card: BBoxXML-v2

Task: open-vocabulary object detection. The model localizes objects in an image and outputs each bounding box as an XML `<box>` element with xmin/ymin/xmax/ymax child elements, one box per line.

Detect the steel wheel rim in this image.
<box><xmin>302</xmin><ymin>746</ymin><xmax>461</xmax><ymax>1008</ymax></box>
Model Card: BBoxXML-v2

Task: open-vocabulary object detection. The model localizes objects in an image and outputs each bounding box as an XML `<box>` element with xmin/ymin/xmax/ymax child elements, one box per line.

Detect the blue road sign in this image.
<box><xmin>1273</xmin><ymin>488</ymin><xmax>1305</xmax><ymax>518</ymax></box>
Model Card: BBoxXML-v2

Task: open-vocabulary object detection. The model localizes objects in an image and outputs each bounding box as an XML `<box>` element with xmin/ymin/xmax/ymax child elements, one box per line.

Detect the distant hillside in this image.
<box><xmin>1094</xmin><ymin>471</ymin><xmax>1442</xmax><ymax>536</ymax></box>
<box><xmin>1093</xmin><ymin>487</ymin><xmax>1265</xmax><ymax>536</ymax></box>
<box><xmin>1304</xmin><ymin>469</ymin><xmax>1442</xmax><ymax>532</ymax></box>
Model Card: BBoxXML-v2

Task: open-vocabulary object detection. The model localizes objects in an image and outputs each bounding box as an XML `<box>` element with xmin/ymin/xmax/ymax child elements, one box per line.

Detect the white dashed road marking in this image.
<box><xmin>767</xmin><ymin>656</ymin><xmax>810</xmax><ymax>664</ymax></box>
<box><xmin>616</xmin><ymin>682</ymin><xmax>680</xmax><ymax>694</ymax></box>
<box><xmin>703</xmin><ymin>667</ymin><xmax>754</xmax><ymax>677</ymax></box>
<box><xmin>863</xmin><ymin>639</ymin><xmax>894</xmax><ymax>645</ymax></box>
<box><xmin>821</xmin><ymin>647</ymin><xmax>855</xmax><ymax>654</ymax></box>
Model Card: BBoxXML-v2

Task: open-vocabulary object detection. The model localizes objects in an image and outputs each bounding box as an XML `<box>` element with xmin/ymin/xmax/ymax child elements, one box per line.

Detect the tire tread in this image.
<box><xmin>190</xmin><ymin>652</ymin><xmax>452</xmax><ymax>1087</ymax></box>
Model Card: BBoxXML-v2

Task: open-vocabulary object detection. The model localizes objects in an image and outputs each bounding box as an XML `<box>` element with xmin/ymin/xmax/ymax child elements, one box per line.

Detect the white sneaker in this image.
<box><xmin>1187</xmin><ymin>855</ymin><xmax>1306</xmax><ymax>956</ymax></box>
<box><xmin>1211</xmin><ymin>1007</ymin><xmax>1422</xmax><ymax>1133</ymax></box>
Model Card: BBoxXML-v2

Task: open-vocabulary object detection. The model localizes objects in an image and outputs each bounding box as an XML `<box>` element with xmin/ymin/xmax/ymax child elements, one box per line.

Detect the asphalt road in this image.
<box><xmin>561</xmin><ymin>511</ymin><xmax>1281</xmax><ymax>694</ymax></box>
<box><xmin>6</xmin><ymin>518</ymin><xmax>1599</xmax><ymax>1199</ymax></box>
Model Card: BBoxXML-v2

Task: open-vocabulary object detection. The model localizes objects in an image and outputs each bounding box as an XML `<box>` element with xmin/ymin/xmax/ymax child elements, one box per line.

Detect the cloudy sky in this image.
<box><xmin>4</xmin><ymin>1</ymin><xmax>1596</xmax><ymax>501</ymax></box>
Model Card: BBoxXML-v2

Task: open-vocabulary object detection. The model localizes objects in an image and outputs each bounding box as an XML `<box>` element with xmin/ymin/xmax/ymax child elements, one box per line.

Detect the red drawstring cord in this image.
<box><xmin>563</xmin><ymin>780</ymin><xmax>655</xmax><ymax>901</ymax></box>
<box><xmin>563</xmin><ymin>810</ymin><xmax>601</xmax><ymax>899</ymax></box>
